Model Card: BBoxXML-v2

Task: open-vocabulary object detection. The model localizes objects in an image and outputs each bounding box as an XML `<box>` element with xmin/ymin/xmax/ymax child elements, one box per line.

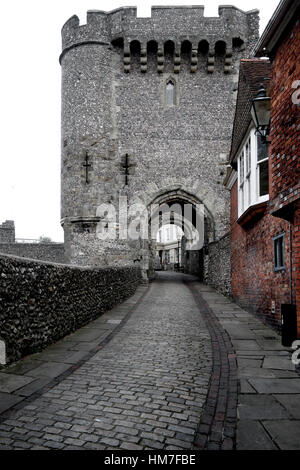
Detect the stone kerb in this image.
<box><xmin>0</xmin><ymin>253</ymin><xmax>141</xmax><ymax>364</ymax></box>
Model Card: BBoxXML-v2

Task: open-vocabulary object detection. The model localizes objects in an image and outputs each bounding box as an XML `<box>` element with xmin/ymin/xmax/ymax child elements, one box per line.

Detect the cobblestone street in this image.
<box><xmin>0</xmin><ymin>273</ymin><xmax>212</xmax><ymax>450</ymax></box>
<box><xmin>0</xmin><ymin>272</ymin><xmax>300</xmax><ymax>450</ymax></box>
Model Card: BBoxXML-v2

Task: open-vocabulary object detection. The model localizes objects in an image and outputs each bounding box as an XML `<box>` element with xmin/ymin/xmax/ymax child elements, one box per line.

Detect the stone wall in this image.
<box><xmin>181</xmin><ymin>236</ymin><xmax>204</xmax><ymax>278</ymax></box>
<box><xmin>0</xmin><ymin>243</ymin><xmax>66</xmax><ymax>264</ymax></box>
<box><xmin>0</xmin><ymin>253</ymin><xmax>141</xmax><ymax>364</ymax></box>
<box><xmin>204</xmin><ymin>233</ymin><xmax>231</xmax><ymax>296</ymax></box>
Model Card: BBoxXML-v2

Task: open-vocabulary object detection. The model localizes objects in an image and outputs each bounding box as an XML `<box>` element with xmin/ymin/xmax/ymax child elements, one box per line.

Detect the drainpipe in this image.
<box><xmin>290</xmin><ymin>222</ymin><xmax>293</xmax><ymax>304</ymax></box>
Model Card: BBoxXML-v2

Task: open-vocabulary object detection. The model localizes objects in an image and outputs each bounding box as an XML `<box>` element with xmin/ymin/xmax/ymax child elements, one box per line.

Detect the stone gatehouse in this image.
<box><xmin>60</xmin><ymin>5</ymin><xmax>259</xmax><ymax>281</ymax></box>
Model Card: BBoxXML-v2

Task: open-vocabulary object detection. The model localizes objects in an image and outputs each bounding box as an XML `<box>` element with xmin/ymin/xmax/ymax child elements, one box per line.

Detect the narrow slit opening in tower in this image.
<box><xmin>147</xmin><ymin>40</ymin><xmax>158</xmax><ymax>70</ymax></box>
<box><xmin>164</xmin><ymin>40</ymin><xmax>175</xmax><ymax>73</ymax></box>
<box><xmin>181</xmin><ymin>40</ymin><xmax>192</xmax><ymax>69</ymax></box>
<box><xmin>130</xmin><ymin>40</ymin><xmax>141</xmax><ymax>69</ymax></box>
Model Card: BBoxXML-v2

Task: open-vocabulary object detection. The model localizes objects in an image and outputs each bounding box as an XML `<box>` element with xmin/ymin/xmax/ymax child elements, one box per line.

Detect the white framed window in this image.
<box><xmin>239</xmin><ymin>150</ymin><xmax>245</xmax><ymax>213</ymax></box>
<box><xmin>237</xmin><ymin>128</ymin><xmax>269</xmax><ymax>217</ymax></box>
<box><xmin>245</xmin><ymin>138</ymin><xmax>251</xmax><ymax>207</ymax></box>
<box><xmin>256</xmin><ymin>134</ymin><xmax>269</xmax><ymax>198</ymax></box>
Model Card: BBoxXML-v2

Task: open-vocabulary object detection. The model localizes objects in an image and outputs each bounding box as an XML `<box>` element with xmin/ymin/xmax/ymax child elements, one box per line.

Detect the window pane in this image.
<box><xmin>166</xmin><ymin>81</ymin><xmax>175</xmax><ymax>106</ymax></box>
<box><xmin>240</xmin><ymin>152</ymin><xmax>244</xmax><ymax>181</ymax></box>
<box><xmin>247</xmin><ymin>177</ymin><xmax>251</xmax><ymax>206</ymax></box>
<box><xmin>259</xmin><ymin>160</ymin><xmax>269</xmax><ymax>196</ymax></box>
<box><xmin>247</xmin><ymin>138</ymin><xmax>251</xmax><ymax>172</ymax></box>
<box><xmin>246</xmin><ymin>141</ymin><xmax>251</xmax><ymax>174</ymax></box>
<box><xmin>257</xmin><ymin>134</ymin><xmax>268</xmax><ymax>161</ymax></box>
<box><xmin>240</xmin><ymin>184</ymin><xmax>244</xmax><ymax>212</ymax></box>
<box><xmin>274</xmin><ymin>236</ymin><xmax>284</xmax><ymax>268</ymax></box>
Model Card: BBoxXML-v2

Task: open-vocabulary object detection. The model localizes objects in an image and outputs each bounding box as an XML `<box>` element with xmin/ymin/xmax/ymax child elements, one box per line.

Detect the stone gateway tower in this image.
<box><xmin>60</xmin><ymin>5</ymin><xmax>259</xmax><ymax>279</ymax></box>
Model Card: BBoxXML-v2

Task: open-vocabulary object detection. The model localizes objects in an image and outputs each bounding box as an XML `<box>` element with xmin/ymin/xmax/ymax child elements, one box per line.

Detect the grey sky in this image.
<box><xmin>0</xmin><ymin>0</ymin><xmax>279</xmax><ymax>241</ymax></box>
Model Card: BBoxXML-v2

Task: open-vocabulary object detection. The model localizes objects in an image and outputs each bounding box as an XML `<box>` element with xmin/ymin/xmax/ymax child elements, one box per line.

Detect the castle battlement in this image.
<box><xmin>60</xmin><ymin>5</ymin><xmax>259</xmax><ymax>71</ymax></box>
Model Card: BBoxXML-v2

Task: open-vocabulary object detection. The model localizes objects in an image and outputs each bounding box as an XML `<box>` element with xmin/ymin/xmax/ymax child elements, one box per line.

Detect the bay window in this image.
<box><xmin>237</xmin><ymin>128</ymin><xmax>269</xmax><ymax>217</ymax></box>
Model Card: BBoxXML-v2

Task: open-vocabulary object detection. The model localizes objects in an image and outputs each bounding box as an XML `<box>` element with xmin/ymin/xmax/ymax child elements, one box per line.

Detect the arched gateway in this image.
<box><xmin>143</xmin><ymin>189</ymin><xmax>215</xmax><ymax>280</ymax></box>
<box><xmin>60</xmin><ymin>6</ymin><xmax>259</xmax><ymax>283</ymax></box>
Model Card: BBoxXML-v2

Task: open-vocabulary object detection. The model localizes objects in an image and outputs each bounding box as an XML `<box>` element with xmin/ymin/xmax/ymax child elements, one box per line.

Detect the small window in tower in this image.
<box><xmin>166</xmin><ymin>80</ymin><xmax>175</xmax><ymax>106</ymax></box>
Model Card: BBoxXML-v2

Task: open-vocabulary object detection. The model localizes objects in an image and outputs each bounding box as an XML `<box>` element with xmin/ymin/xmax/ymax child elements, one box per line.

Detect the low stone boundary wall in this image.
<box><xmin>0</xmin><ymin>243</ymin><xmax>66</xmax><ymax>264</ymax></box>
<box><xmin>0</xmin><ymin>253</ymin><xmax>141</xmax><ymax>364</ymax></box>
<box><xmin>205</xmin><ymin>233</ymin><xmax>231</xmax><ymax>296</ymax></box>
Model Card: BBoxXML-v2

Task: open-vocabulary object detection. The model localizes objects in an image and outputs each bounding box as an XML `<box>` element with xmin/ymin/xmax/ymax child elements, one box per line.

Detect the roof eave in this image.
<box><xmin>254</xmin><ymin>0</ymin><xmax>300</xmax><ymax>57</ymax></box>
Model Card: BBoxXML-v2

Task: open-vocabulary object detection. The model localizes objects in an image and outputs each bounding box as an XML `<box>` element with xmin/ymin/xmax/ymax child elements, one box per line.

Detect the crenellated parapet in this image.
<box><xmin>60</xmin><ymin>5</ymin><xmax>259</xmax><ymax>73</ymax></box>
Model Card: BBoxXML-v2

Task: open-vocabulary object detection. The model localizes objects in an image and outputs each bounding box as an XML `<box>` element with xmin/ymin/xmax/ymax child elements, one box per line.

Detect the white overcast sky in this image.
<box><xmin>0</xmin><ymin>0</ymin><xmax>279</xmax><ymax>242</ymax></box>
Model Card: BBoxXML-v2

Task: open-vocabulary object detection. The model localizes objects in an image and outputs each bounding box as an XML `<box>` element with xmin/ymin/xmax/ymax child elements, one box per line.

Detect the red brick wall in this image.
<box><xmin>294</xmin><ymin>202</ymin><xmax>300</xmax><ymax>336</ymax></box>
<box><xmin>230</xmin><ymin>181</ymin><xmax>293</xmax><ymax>331</ymax></box>
<box><xmin>268</xmin><ymin>13</ymin><xmax>300</xmax><ymax>337</ymax></box>
<box><xmin>269</xmin><ymin>14</ymin><xmax>300</xmax><ymax>204</ymax></box>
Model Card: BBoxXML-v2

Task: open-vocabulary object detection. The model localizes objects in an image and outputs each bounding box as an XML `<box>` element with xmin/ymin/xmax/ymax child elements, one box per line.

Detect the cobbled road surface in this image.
<box><xmin>0</xmin><ymin>272</ymin><xmax>212</xmax><ymax>450</ymax></box>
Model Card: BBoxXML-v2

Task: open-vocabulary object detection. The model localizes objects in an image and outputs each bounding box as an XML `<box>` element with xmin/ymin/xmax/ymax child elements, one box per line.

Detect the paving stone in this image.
<box><xmin>164</xmin><ymin>437</ymin><xmax>192</xmax><ymax>449</ymax></box>
<box><xmin>61</xmin><ymin>430</ymin><xmax>81</xmax><ymax>438</ymax></box>
<box><xmin>39</xmin><ymin>350</ymin><xmax>89</xmax><ymax>365</ymax></box>
<box><xmin>69</xmin><ymin>341</ymin><xmax>100</xmax><ymax>351</ymax></box>
<box><xmin>12</xmin><ymin>440</ymin><xmax>32</xmax><ymax>449</ymax></box>
<box><xmin>237</xmin><ymin>420</ymin><xmax>277</xmax><ymax>450</ymax></box>
<box><xmin>140</xmin><ymin>439</ymin><xmax>165</xmax><ymax>450</ymax></box>
<box><xmin>44</xmin><ymin>440</ymin><xmax>65</xmax><ymax>449</ymax></box>
<box><xmin>0</xmin><ymin>373</ymin><xmax>35</xmax><ymax>393</ymax></box>
<box><xmin>249</xmin><ymin>378</ymin><xmax>300</xmax><ymax>394</ymax></box>
<box><xmin>79</xmin><ymin>433</ymin><xmax>99</xmax><ymax>443</ymax></box>
<box><xmin>239</xmin><ymin>379</ymin><xmax>257</xmax><ymax>394</ymax></box>
<box><xmin>168</xmin><ymin>424</ymin><xmax>195</xmax><ymax>435</ymax></box>
<box><xmin>256</xmin><ymin>340</ymin><xmax>288</xmax><ymax>351</ymax></box>
<box><xmin>271</xmin><ymin>370</ymin><xmax>300</xmax><ymax>378</ymax></box>
<box><xmin>67</xmin><ymin>329</ymin><xmax>108</xmax><ymax>342</ymax></box>
<box><xmin>64</xmin><ymin>437</ymin><xmax>85</xmax><ymax>447</ymax></box>
<box><xmin>120</xmin><ymin>442</ymin><xmax>143</xmax><ymax>450</ymax></box>
<box><xmin>274</xmin><ymin>395</ymin><xmax>300</xmax><ymax>419</ymax></box>
<box><xmin>28</xmin><ymin>362</ymin><xmax>72</xmax><ymax>378</ymax></box>
<box><xmin>232</xmin><ymin>340</ymin><xmax>261</xmax><ymax>350</ymax></box>
<box><xmin>0</xmin><ymin>392</ymin><xmax>24</xmax><ymax>413</ymax></box>
<box><xmin>238</xmin><ymin>394</ymin><xmax>289</xmax><ymax>420</ymax></box>
<box><xmin>140</xmin><ymin>432</ymin><xmax>164</xmax><ymax>443</ymax></box>
<box><xmin>237</xmin><ymin>358</ymin><xmax>262</xmax><ymax>369</ymax></box>
<box><xmin>237</xmin><ymin>350</ymin><xmax>289</xmax><ymax>357</ymax></box>
<box><xmin>262</xmin><ymin>356</ymin><xmax>295</xmax><ymax>371</ymax></box>
<box><xmin>100</xmin><ymin>437</ymin><xmax>120</xmax><ymax>447</ymax></box>
<box><xmin>262</xmin><ymin>420</ymin><xmax>300</xmax><ymax>450</ymax></box>
<box><xmin>221</xmin><ymin>324</ymin><xmax>256</xmax><ymax>340</ymax></box>
<box><xmin>239</xmin><ymin>367</ymin><xmax>276</xmax><ymax>379</ymax></box>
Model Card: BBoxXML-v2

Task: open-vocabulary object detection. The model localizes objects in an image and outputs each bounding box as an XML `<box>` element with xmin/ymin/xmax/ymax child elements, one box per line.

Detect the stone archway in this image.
<box><xmin>139</xmin><ymin>188</ymin><xmax>215</xmax><ymax>280</ymax></box>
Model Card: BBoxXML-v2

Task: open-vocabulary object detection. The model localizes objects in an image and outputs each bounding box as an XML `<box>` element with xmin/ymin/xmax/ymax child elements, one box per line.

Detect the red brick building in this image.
<box><xmin>225</xmin><ymin>0</ymin><xmax>300</xmax><ymax>339</ymax></box>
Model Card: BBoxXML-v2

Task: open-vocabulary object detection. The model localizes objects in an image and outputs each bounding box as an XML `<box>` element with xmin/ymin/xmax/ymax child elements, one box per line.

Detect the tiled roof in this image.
<box><xmin>229</xmin><ymin>59</ymin><xmax>271</xmax><ymax>163</ymax></box>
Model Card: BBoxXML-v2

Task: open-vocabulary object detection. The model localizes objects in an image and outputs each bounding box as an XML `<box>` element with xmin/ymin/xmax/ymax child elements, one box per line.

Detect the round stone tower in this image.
<box><xmin>60</xmin><ymin>6</ymin><xmax>259</xmax><ymax>274</ymax></box>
